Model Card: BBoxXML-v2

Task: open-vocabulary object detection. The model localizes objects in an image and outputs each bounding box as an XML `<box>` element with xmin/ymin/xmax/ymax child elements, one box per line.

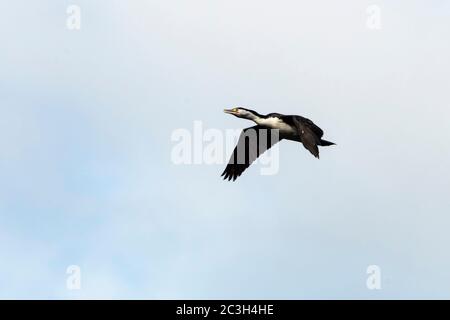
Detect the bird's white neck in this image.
<box><xmin>248</xmin><ymin>113</ymin><xmax>262</xmax><ymax>123</ymax></box>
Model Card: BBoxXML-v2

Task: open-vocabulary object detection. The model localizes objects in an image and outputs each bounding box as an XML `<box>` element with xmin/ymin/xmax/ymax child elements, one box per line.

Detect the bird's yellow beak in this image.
<box><xmin>224</xmin><ymin>108</ymin><xmax>238</xmax><ymax>115</ymax></box>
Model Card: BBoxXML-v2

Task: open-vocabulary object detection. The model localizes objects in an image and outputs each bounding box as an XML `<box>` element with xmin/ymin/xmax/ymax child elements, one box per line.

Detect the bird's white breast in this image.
<box><xmin>256</xmin><ymin>117</ymin><xmax>296</xmax><ymax>134</ymax></box>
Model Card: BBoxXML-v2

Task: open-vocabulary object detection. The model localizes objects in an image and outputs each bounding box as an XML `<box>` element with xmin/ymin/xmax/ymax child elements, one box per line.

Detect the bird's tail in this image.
<box><xmin>320</xmin><ymin>139</ymin><xmax>336</xmax><ymax>146</ymax></box>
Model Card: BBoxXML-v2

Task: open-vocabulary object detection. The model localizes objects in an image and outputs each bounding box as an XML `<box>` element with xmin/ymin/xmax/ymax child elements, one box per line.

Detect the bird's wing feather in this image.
<box><xmin>221</xmin><ymin>125</ymin><xmax>282</xmax><ymax>181</ymax></box>
<box><xmin>281</xmin><ymin>115</ymin><xmax>324</xmax><ymax>138</ymax></box>
<box><xmin>292</xmin><ymin>117</ymin><xmax>321</xmax><ymax>159</ymax></box>
<box><xmin>308</xmin><ymin>120</ymin><xmax>324</xmax><ymax>138</ymax></box>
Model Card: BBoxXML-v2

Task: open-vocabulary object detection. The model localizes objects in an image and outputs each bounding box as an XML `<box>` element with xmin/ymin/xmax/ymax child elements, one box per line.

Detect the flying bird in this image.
<box><xmin>221</xmin><ymin>107</ymin><xmax>335</xmax><ymax>181</ymax></box>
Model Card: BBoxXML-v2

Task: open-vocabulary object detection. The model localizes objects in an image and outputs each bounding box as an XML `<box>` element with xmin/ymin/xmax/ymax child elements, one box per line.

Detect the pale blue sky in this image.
<box><xmin>0</xmin><ymin>0</ymin><xmax>450</xmax><ymax>299</ymax></box>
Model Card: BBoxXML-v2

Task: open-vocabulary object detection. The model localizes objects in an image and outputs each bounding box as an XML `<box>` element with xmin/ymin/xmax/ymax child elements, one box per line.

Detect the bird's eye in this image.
<box><xmin>233</xmin><ymin>108</ymin><xmax>238</xmax><ymax>112</ymax></box>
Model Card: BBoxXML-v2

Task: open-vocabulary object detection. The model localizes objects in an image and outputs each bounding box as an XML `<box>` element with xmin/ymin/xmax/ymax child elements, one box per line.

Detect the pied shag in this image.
<box><xmin>221</xmin><ymin>107</ymin><xmax>336</xmax><ymax>181</ymax></box>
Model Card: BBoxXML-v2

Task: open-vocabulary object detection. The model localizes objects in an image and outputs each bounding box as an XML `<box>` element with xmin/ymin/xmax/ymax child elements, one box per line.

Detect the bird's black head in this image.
<box><xmin>223</xmin><ymin>107</ymin><xmax>262</xmax><ymax>120</ymax></box>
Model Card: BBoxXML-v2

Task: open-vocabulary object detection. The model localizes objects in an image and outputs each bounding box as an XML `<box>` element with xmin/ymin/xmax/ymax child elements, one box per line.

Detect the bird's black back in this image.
<box><xmin>280</xmin><ymin>115</ymin><xmax>324</xmax><ymax>138</ymax></box>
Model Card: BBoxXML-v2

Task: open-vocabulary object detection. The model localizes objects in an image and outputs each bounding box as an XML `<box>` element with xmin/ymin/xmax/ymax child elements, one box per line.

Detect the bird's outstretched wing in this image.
<box><xmin>292</xmin><ymin>117</ymin><xmax>321</xmax><ymax>158</ymax></box>
<box><xmin>221</xmin><ymin>125</ymin><xmax>282</xmax><ymax>181</ymax></box>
